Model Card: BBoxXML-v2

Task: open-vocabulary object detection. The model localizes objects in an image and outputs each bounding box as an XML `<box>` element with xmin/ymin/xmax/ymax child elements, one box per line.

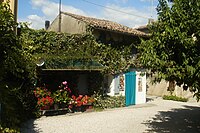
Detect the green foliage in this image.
<box><xmin>0</xmin><ymin>2</ymin><xmax>36</xmax><ymax>129</ymax></box>
<box><xmin>33</xmin><ymin>81</ymin><xmax>72</xmax><ymax>110</ymax></box>
<box><xmin>52</xmin><ymin>90</ymin><xmax>70</xmax><ymax>104</ymax></box>
<box><xmin>163</xmin><ymin>95</ymin><xmax>188</xmax><ymax>102</ymax></box>
<box><xmin>0</xmin><ymin>125</ymin><xmax>19</xmax><ymax>133</ymax></box>
<box><xmin>93</xmin><ymin>93</ymin><xmax>125</xmax><ymax>109</ymax></box>
<box><xmin>20</xmin><ymin>27</ymin><xmax>135</xmax><ymax>74</ymax></box>
<box><xmin>138</xmin><ymin>0</ymin><xmax>200</xmax><ymax>100</ymax></box>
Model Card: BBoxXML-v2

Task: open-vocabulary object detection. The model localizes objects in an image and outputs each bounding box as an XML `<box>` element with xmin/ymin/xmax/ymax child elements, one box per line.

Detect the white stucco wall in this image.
<box><xmin>107</xmin><ymin>75</ymin><xmax>117</xmax><ymax>96</ymax></box>
<box><xmin>107</xmin><ymin>71</ymin><xmax>147</xmax><ymax>105</ymax></box>
<box><xmin>48</xmin><ymin>14</ymin><xmax>87</xmax><ymax>34</ymax></box>
<box><xmin>107</xmin><ymin>74</ymin><xmax>126</xmax><ymax>96</ymax></box>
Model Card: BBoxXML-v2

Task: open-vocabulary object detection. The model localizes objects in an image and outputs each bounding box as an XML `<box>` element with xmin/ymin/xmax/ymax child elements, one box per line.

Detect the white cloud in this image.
<box><xmin>31</xmin><ymin>0</ymin><xmax>48</xmax><ymax>7</ymax></box>
<box><xmin>101</xmin><ymin>4</ymin><xmax>153</xmax><ymax>28</ymax></box>
<box><xmin>62</xmin><ymin>5</ymin><xmax>86</xmax><ymax>16</ymax></box>
<box><xmin>18</xmin><ymin>15</ymin><xmax>45</xmax><ymax>29</ymax></box>
<box><xmin>22</xmin><ymin>0</ymin><xmax>156</xmax><ymax>29</ymax></box>
<box><xmin>27</xmin><ymin>15</ymin><xmax>45</xmax><ymax>29</ymax></box>
<box><xmin>25</xmin><ymin>0</ymin><xmax>86</xmax><ymax>29</ymax></box>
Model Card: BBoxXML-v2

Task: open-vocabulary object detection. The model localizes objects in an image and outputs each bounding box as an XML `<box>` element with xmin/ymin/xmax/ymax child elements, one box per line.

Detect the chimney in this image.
<box><xmin>45</xmin><ymin>20</ymin><xmax>50</xmax><ymax>30</ymax></box>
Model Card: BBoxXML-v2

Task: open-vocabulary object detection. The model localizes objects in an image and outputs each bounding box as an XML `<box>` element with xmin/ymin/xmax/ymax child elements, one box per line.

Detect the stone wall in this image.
<box><xmin>147</xmin><ymin>78</ymin><xmax>196</xmax><ymax>102</ymax></box>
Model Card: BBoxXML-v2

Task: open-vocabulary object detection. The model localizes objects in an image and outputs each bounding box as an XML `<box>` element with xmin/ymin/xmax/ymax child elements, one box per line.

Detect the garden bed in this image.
<box><xmin>39</xmin><ymin>104</ymin><xmax>93</xmax><ymax>116</ymax></box>
<box><xmin>34</xmin><ymin>81</ymin><xmax>95</xmax><ymax>116</ymax></box>
<box><xmin>39</xmin><ymin>108</ymin><xmax>70</xmax><ymax>116</ymax></box>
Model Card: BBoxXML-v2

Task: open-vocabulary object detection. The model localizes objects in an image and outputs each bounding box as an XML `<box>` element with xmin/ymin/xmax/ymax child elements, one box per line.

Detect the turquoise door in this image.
<box><xmin>125</xmin><ymin>71</ymin><xmax>136</xmax><ymax>106</ymax></box>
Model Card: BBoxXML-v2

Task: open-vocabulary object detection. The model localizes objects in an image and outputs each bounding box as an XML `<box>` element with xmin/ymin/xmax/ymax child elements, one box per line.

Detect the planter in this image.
<box><xmin>70</xmin><ymin>104</ymin><xmax>93</xmax><ymax>112</ymax></box>
<box><xmin>85</xmin><ymin>105</ymin><xmax>94</xmax><ymax>112</ymax></box>
<box><xmin>60</xmin><ymin>103</ymin><xmax>68</xmax><ymax>109</ymax></box>
<box><xmin>40</xmin><ymin>105</ymin><xmax>50</xmax><ymax>110</ymax></box>
<box><xmin>71</xmin><ymin>106</ymin><xmax>85</xmax><ymax>112</ymax></box>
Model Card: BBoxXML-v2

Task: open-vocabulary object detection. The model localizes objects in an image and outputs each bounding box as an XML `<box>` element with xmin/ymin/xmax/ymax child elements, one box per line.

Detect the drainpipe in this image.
<box><xmin>58</xmin><ymin>0</ymin><xmax>61</xmax><ymax>32</ymax></box>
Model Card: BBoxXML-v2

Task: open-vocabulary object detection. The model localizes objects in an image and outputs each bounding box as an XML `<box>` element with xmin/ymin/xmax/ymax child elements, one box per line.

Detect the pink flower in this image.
<box><xmin>68</xmin><ymin>105</ymin><xmax>73</xmax><ymax>109</ymax></box>
<box><xmin>62</xmin><ymin>81</ymin><xmax>67</xmax><ymax>85</ymax></box>
<box><xmin>67</xmin><ymin>88</ymin><xmax>71</xmax><ymax>93</ymax></box>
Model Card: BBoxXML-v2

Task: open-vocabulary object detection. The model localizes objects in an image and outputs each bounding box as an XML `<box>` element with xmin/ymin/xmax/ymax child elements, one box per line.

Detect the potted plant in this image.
<box><xmin>34</xmin><ymin>87</ymin><xmax>51</xmax><ymax>98</ymax></box>
<box><xmin>34</xmin><ymin>87</ymin><xmax>53</xmax><ymax>110</ymax></box>
<box><xmin>69</xmin><ymin>95</ymin><xmax>95</xmax><ymax>112</ymax></box>
<box><xmin>37</xmin><ymin>96</ymin><xmax>54</xmax><ymax>110</ymax></box>
<box><xmin>52</xmin><ymin>81</ymin><xmax>72</xmax><ymax>109</ymax></box>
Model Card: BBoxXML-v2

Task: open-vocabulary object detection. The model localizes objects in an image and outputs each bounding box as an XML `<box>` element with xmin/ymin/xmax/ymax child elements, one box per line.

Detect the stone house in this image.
<box><xmin>47</xmin><ymin>11</ymin><xmax>148</xmax><ymax>46</ymax></box>
<box><xmin>42</xmin><ymin>12</ymin><xmax>148</xmax><ymax>105</ymax></box>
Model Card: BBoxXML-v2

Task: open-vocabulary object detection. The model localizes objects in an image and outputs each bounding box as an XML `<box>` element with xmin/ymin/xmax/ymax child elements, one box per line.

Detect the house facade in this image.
<box><xmin>47</xmin><ymin>12</ymin><xmax>195</xmax><ymax>102</ymax></box>
<box><xmin>48</xmin><ymin>12</ymin><xmax>148</xmax><ymax>46</ymax></box>
<box><xmin>44</xmin><ymin>12</ymin><xmax>148</xmax><ymax>105</ymax></box>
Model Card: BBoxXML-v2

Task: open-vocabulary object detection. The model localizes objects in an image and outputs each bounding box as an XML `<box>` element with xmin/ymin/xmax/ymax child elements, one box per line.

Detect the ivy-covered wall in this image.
<box><xmin>93</xmin><ymin>29</ymin><xmax>141</xmax><ymax>48</ymax></box>
<box><xmin>20</xmin><ymin>27</ymin><xmax>138</xmax><ymax>74</ymax></box>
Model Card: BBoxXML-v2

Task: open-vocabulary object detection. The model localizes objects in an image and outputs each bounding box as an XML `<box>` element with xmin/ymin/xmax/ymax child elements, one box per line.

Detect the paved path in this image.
<box><xmin>21</xmin><ymin>96</ymin><xmax>200</xmax><ymax>133</ymax></box>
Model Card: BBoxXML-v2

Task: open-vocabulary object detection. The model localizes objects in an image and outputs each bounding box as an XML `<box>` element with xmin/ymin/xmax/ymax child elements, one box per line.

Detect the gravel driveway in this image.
<box><xmin>21</xmin><ymin>96</ymin><xmax>200</xmax><ymax>133</ymax></box>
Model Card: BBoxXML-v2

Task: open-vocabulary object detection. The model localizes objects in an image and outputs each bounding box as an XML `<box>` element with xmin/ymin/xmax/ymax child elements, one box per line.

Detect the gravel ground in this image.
<box><xmin>21</xmin><ymin>96</ymin><xmax>200</xmax><ymax>133</ymax></box>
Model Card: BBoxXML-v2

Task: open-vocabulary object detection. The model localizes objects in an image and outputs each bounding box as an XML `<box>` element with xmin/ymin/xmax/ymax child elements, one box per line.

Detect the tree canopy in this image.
<box><xmin>138</xmin><ymin>0</ymin><xmax>200</xmax><ymax>100</ymax></box>
<box><xmin>0</xmin><ymin>2</ymin><xmax>35</xmax><ymax>130</ymax></box>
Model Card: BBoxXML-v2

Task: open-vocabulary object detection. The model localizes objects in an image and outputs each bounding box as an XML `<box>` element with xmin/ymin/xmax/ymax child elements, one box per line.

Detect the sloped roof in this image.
<box><xmin>61</xmin><ymin>12</ymin><xmax>148</xmax><ymax>37</ymax></box>
<box><xmin>135</xmin><ymin>25</ymin><xmax>150</xmax><ymax>34</ymax></box>
<box><xmin>135</xmin><ymin>25</ymin><xmax>148</xmax><ymax>30</ymax></box>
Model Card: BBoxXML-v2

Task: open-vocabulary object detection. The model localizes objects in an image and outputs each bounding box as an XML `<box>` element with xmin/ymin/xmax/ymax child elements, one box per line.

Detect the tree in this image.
<box><xmin>138</xmin><ymin>0</ymin><xmax>200</xmax><ymax>100</ymax></box>
<box><xmin>0</xmin><ymin>2</ymin><xmax>35</xmax><ymax>129</ymax></box>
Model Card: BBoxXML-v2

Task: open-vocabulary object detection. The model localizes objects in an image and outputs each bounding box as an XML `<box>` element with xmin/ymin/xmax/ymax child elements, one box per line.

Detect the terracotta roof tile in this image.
<box><xmin>61</xmin><ymin>12</ymin><xmax>148</xmax><ymax>37</ymax></box>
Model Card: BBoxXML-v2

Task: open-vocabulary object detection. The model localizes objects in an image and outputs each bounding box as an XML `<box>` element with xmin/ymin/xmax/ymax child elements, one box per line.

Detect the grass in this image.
<box><xmin>163</xmin><ymin>95</ymin><xmax>188</xmax><ymax>102</ymax></box>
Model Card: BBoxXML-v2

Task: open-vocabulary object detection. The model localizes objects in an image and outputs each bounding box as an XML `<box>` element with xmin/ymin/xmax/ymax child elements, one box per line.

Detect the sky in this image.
<box><xmin>18</xmin><ymin>0</ymin><xmax>159</xmax><ymax>29</ymax></box>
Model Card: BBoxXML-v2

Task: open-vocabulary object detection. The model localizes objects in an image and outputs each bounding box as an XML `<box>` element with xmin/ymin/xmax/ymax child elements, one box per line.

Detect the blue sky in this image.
<box><xmin>18</xmin><ymin>0</ymin><xmax>159</xmax><ymax>29</ymax></box>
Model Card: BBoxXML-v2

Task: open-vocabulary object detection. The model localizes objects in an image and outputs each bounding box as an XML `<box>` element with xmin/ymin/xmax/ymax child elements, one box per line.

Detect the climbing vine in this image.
<box><xmin>0</xmin><ymin>2</ymin><xmax>35</xmax><ymax>130</ymax></box>
<box><xmin>20</xmin><ymin>26</ymin><xmax>137</xmax><ymax>74</ymax></box>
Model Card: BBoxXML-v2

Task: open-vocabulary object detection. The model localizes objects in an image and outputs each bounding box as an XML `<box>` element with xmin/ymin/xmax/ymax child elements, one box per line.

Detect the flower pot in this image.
<box><xmin>40</xmin><ymin>105</ymin><xmax>50</xmax><ymax>110</ymax></box>
<box><xmin>72</xmin><ymin>106</ymin><xmax>85</xmax><ymax>112</ymax></box>
<box><xmin>85</xmin><ymin>106</ymin><xmax>94</xmax><ymax>112</ymax></box>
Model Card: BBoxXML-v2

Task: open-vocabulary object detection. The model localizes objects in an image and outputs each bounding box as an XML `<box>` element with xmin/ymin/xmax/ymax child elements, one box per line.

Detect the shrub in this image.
<box><xmin>93</xmin><ymin>93</ymin><xmax>125</xmax><ymax>109</ymax></box>
<box><xmin>34</xmin><ymin>81</ymin><xmax>72</xmax><ymax>110</ymax></box>
<box><xmin>163</xmin><ymin>95</ymin><xmax>188</xmax><ymax>102</ymax></box>
<box><xmin>0</xmin><ymin>2</ymin><xmax>36</xmax><ymax>129</ymax></box>
<box><xmin>0</xmin><ymin>125</ymin><xmax>19</xmax><ymax>133</ymax></box>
